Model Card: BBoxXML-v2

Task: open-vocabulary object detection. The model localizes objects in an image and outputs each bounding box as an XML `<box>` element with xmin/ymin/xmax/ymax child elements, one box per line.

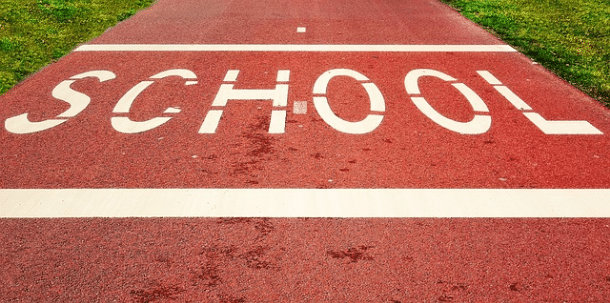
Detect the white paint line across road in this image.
<box><xmin>1</xmin><ymin>189</ymin><xmax>609</xmax><ymax>218</ymax></box>
<box><xmin>75</xmin><ymin>44</ymin><xmax>517</xmax><ymax>52</ymax></box>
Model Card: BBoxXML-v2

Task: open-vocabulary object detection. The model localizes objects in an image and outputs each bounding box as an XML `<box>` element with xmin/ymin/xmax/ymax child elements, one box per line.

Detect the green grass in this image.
<box><xmin>442</xmin><ymin>0</ymin><xmax>610</xmax><ymax>106</ymax></box>
<box><xmin>0</xmin><ymin>0</ymin><xmax>156</xmax><ymax>95</ymax></box>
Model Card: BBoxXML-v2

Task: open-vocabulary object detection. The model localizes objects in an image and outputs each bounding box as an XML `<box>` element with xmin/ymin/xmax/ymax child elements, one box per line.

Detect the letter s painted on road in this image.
<box><xmin>5</xmin><ymin>71</ymin><xmax>116</xmax><ymax>134</ymax></box>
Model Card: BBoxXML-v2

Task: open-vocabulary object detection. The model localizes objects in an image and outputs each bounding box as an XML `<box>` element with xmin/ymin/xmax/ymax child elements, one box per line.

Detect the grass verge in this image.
<box><xmin>442</xmin><ymin>0</ymin><xmax>610</xmax><ymax>106</ymax></box>
<box><xmin>0</xmin><ymin>0</ymin><xmax>156</xmax><ymax>95</ymax></box>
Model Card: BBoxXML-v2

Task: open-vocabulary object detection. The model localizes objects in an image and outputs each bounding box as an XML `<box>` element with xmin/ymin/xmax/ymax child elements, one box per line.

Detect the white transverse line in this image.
<box><xmin>74</xmin><ymin>44</ymin><xmax>517</xmax><ymax>52</ymax></box>
<box><xmin>1</xmin><ymin>189</ymin><xmax>609</xmax><ymax>218</ymax></box>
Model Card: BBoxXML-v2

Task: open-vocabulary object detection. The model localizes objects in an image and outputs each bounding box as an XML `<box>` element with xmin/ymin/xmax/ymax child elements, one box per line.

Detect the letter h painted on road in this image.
<box><xmin>199</xmin><ymin>70</ymin><xmax>289</xmax><ymax>134</ymax></box>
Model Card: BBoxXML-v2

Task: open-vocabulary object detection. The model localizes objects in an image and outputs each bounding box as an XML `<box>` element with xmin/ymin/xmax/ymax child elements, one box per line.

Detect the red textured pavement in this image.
<box><xmin>89</xmin><ymin>0</ymin><xmax>501</xmax><ymax>45</ymax></box>
<box><xmin>2</xmin><ymin>0</ymin><xmax>610</xmax><ymax>300</ymax></box>
<box><xmin>3</xmin><ymin>218</ymin><xmax>610</xmax><ymax>302</ymax></box>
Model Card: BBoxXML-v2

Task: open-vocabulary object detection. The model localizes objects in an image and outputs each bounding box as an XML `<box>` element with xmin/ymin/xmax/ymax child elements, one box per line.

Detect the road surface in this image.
<box><xmin>1</xmin><ymin>0</ymin><xmax>610</xmax><ymax>301</ymax></box>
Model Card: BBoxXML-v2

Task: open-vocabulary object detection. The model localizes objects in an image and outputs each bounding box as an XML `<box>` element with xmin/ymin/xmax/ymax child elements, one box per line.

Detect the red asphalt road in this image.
<box><xmin>2</xmin><ymin>0</ymin><xmax>610</xmax><ymax>301</ymax></box>
<box><xmin>3</xmin><ymin>218</ymin><xmax>610</xmax><ymax>302</ymax></box>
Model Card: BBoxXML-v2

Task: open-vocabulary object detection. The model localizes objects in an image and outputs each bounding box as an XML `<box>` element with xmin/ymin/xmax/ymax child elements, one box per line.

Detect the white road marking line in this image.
<box><xmin>1</xmin><ymin>189</ymin><xmax>609</xmax><ymax>218</ymax></box>
<box><xmin>297</xmin><ymin>27</ymin><xmax>306</xmax><ymax>33</ymax></box>
<box><xmin>75</xmin><ymin>44</ymin><xmax>517</xmax><ymax>52</ymax></box>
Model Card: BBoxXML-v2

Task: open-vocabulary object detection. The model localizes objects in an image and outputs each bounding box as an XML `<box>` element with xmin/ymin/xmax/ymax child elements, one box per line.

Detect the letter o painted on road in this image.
<box><xmin>313</xmin><ymin>69</ymin><xmax>385</xmax><ymax>134</ymax></box>
<box><xmin>405</xmin><ymin>69</ymin><xmax>491</xmax><ymax>135</ymax></box>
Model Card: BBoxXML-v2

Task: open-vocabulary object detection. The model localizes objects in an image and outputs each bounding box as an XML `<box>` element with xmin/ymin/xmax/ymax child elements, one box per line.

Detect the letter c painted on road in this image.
<box><xmin>111</xmin><ymin>69</ymin><xmax>197</xmax><ymax>134</ymax></box>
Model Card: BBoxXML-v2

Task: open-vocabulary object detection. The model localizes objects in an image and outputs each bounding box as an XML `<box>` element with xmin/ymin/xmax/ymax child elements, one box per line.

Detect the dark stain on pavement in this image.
<box><xmin>228</xmin><ymin>115</ymin><xmax>277</xmax><ymax>180</ymax></box>
<box><xmin>254</xmin><ymin>218</ymin><xmax>275</xmax><ymax>239</ymax></box>
<box><xmin>508</xmin><ymin>282</ymin><xmax>530</xmax><ymax>292</ymax></box>
<box><xmin>219</xmin><ymin>294</ymin><xmax>247</xmax><ymax>303</ymax></box>
<box><xmin>217</xmin><ymin>218</ymin><xmax>252</xmax><ymax>225</ymax></box>
<box><xmin>437</xmin><ymin>294</ymin><xmax>453</xmax><ymax>302</ymax></box>
<box><xmin>240</xmin><ymin>245</ymin><xmax>274</xmax><ymax>269</ymax></box>
<box><xmin>244</xmin><ymin>116</ymin><xmax>274</xmax><ymax>157</ymax></box>
<box><xmin>312</xmin><ymin>152</ymin><xmax>324</xmax><ymax>159</ymax></box>
<box><xmin>327</xmin><ymin>245</ymin><xmax>374</xmax><ymax>263</ymax></box>
<box><xmin>245</xmin><ymin>133</ymin><xmax>274</xmax><ymax>157</ymax></box>
<box><xmin>197</xmin><ymin>262</ymin><xmax>222</xmax><ymax>287</ymax></box>
<box><xmin>436</xmin><ymin>280</ymin><xmax>469</xmax><ymax>302</ymax></box>
<box><xmin>130</xmin><ymin>284</ymin><xmax>185</xmax><ymax>303</ymax></box>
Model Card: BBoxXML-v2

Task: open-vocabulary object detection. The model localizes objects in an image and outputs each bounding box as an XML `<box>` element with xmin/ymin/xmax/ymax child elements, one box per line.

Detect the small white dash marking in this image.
<box><xmin>293</xmin><ymin>101</ymin><xmax>307</xmax><ymax>114</ymax></box>
<box><xmin>297</xmin><ymin>27</ymin><xmax>306</xmax><ymax>33</ymax></box>
<box><xmin>185</xmin><ymin>81</ymin><xmax>198</xmax><ymax>86</ymax></box>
